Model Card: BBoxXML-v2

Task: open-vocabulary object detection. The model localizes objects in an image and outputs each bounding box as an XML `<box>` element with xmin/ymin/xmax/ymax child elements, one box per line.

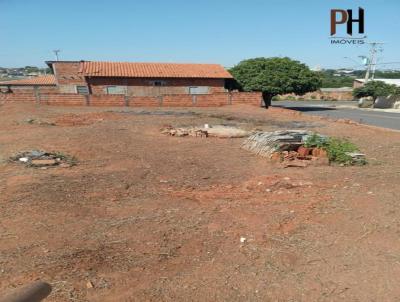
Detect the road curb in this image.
<box><xmin>273</xmin><ymin>105</ymin><xmax>400</xmax><ymax>134</ymax></box>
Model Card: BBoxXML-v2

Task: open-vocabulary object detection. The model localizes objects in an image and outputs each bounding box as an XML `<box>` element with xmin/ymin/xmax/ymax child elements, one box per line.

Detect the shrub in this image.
<box><xmin>304</xmin><ymin>133</ymin><xmax>328</xmax><ymax>148</ymax></box>
<box><xmin>304</xmin><ymin>134</ymin><xmax>364</xmax><ymax>165</ymax></box>
<box><xmin>353</xmin><ymin>81</ymin><xmax>400</xmax><ymax>99</ymax></box>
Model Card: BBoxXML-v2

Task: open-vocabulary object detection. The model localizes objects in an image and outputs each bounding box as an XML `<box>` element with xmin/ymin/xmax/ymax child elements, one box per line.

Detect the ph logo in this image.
<box><xmin>330</xmin><ymin>7</ymin><xmax>365</xmax><ymax>36</ymax></box>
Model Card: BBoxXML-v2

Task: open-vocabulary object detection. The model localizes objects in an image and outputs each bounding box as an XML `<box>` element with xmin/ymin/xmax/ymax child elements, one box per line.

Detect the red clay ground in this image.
<box><xmin>0</xmin><ymin>103</ymin><xmax>400</xmax><ymax>301</ymax></box>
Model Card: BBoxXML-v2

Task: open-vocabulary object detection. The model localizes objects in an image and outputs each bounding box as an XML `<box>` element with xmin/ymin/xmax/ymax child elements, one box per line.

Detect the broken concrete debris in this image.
<box><xmin>241</xmin><ymin>130</ymin><xmax>329</xmax><ymax>167</ymax></box>
<box><xmin>161</xmin><ymin>125</ymin><xmax>208</xmax><ymax>137</ymax></box>
<box><xmin>241</xmin><ymin>130</ymin><xmax>312</xmax><ymax>158</ymax></box>
<box><xmin>10</xmin><ymin>150</ymin><xmax>76</xmax><ymax>168</ymax></box>
<box><xmin>161</xmin><ymin>124</ymin><xmax>249</xmax><ymax>138</ymax></box>
<box><xmin>242</xmin><ymin>130</ymin><xmax>366</xmax><ymax>167</ymax></box>
<box><xmin>345</xmin><ymin>152</ymin><xmax>367</xmax><ymax>165</ymax></box>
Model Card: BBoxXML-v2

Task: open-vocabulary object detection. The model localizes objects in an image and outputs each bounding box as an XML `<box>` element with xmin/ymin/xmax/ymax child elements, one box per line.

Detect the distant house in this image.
<box><xmin>0</xmin><ymin>75</ymin><xmax>57</xmax><ymax>93</ymax></box>
<box><xmin>0</xmin><ymin>61</ymin><xmax>267</xmax><ymax>107</ymax></box>
<box><xmin>51</xmin><ymin>61</ymin><xmax>234</xmax><ymax>96</ymax></box>
<box><xmin>353</xmin><ymin>78</ymin><xmax>400</xmax><ymax>88</ymax></box>
<box><xmin>0</xmin><ymin>61</ymin><xmax>234</xmax><ymax>97</ymax></box>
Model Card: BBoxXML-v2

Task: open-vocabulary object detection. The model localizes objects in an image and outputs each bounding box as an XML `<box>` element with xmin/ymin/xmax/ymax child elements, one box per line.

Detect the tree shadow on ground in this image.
<box><xmin>273</xmin><ymin>105</ymin><xmax>337</xmax><ymax>112</ymax></box>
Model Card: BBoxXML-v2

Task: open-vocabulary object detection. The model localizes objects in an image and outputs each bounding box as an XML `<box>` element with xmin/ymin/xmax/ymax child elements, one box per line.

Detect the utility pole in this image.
<box><xmin>364</xmin><ymin>42</ymin><xmax>384</xmax><ymax>82</ymax></box>
<box><xmin>53</xmin><ymin>49</ymin><xmax>61</xmax><ymax>61</ymax></box>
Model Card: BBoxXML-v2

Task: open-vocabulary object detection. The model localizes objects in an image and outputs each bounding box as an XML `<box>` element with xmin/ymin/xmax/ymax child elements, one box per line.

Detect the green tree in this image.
<box><xmin>229</xmin><ymin>57</ymin><xmax>321</xmax><ymax>106</ymax></box>
<box><xmin>353</xmin><ymin>81</ymin><xmax>400</xmax><ymax>99</ymax></box>
<box><xmin>24</xmin><ymin>66</ymin><xmax>39</xmax><ymax>73</ymax></box>
<box><xmin>318</xmin><ymin>70</ymin><xmax>354</xmax><ymax>88</ymax></box>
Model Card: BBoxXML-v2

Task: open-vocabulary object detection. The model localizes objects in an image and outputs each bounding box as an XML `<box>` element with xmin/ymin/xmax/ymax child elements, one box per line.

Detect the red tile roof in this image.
<box><xmin>0</xmin><ymin>75</ymin><xmax>56</xmax><ymax>86</ymax></box>
<box><xmin>80</xmin><ymin>61</ymin><xmax>233</xmax><ymax>79</ymax></box>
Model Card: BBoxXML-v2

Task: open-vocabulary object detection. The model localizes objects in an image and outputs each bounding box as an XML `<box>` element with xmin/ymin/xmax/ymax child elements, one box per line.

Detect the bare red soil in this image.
<box><xmin>1</xmin><ymin>103</ymin><xmax>399</xmax><ymax>301</ymax></box>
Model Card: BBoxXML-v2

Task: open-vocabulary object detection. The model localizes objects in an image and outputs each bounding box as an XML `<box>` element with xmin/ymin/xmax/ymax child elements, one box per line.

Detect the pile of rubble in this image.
<box><xmin>242</xmin><ymin>130</ymin><xmax>329</xmax><ymax>167</ymax></box>
<box><xmin>161</xmin><ymin>124</ymin><xmax>249</xmax><ymax>138</ymax></box>
<box><xmin>10</xmin><ymin>150</ymin><xmax>76</xmax><ymax>168</ymax></box>
<box><xmin>161</xmin><ymin>126</ymin><xmax>208</xmax><ymax>137</ymax></box>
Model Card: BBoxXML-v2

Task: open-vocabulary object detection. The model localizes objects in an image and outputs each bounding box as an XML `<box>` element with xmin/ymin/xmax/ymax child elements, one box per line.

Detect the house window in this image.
<box><xmin>150</xmin><ymin>80</ymin><xmax>166</xmax><ymax>86</ymax></box>
<box><xmin>189</xmin><ymin>86</ymin><xmax>209</xmax><ymax>95</ymax></box>
<box><xmin>106</xmin><ymin>86</ymin><xmax>127</xmax><ymax>95</ymax></box>
<box><xmin>76</xmin><ymin>85</ymin><xmax>89</xmax><ymax>95</ymax></box>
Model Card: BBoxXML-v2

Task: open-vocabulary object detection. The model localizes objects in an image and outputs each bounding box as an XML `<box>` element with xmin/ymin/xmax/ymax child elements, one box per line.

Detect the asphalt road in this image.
<box><xmin>273</xmin><ymin>100</ymin><xmax>400</xmax><ymax>130</ymax></box>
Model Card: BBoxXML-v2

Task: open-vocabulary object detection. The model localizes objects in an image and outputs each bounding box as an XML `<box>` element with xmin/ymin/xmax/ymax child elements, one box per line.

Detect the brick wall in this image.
<box><xmin>0</xmin><ymin>92</ymin><xmax>36</xmax><ymax>103</ymax></box>
<box><xmin>5</xmin><ymin>86</ymin><xmax>58</xmax><ymax>94</ymax></box>
<box><xmin>0</xmin><ymin>91</ymin><xmax>262</xmax><ymax>107</ymax></box>
<box><xmin>128</xmin><ymin>96</ymin><xmax>160</xmax><ymax>107</ymax></box>
<box><xmin>163</xmin><ymin>94</ymin><xmax>194</xmax><ymax>107</ymax></box>
<box><xmin>231</xmin><ymin>92</ymin><xmax>263</xmax><ymax>106</ymax></box>
<box><xmin>39</xmin><ymin>94</ymin><xmax>87</xmax><ymax>106</ymax></box>
<box><xmin>195</xmin><ymin>93</ymin><xmax>230</xmax><ymax>107</ymax></box>
<box><xmin>87</xmin><ymin>77</ymin><xmax>226</xmax><ymax>96</ymax></box>
<box><xmin>90</xmin><ymin>95</ymin><xmax>125</xmax><ymax>107</ymax></box>
<box><xmin>52</xmin><ymin>62</ymin><xmax>86</xmax><ymax>93</ymax></box>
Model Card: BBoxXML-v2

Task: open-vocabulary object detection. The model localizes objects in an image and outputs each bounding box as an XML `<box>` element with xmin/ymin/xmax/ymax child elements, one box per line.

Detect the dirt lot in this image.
<box><xmin>1</xmin><ymin>103</ymin><xmax>400</xmax><ymax>301</ymax></box>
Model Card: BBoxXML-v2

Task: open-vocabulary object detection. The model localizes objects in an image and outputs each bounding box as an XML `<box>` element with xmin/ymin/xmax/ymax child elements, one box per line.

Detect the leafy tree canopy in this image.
<box><xmin>353</xmin><ymin>81</ymin><xmax>400</xmax><ymax>99</ymax></box>
<box><xmin>229</xmin><ymin>57</ymin><xmax>321</xmax><ymax>101</ymax></box>
<box><xmin>319</xmin><ymin>72</ymin><xmax>353</xmax><ymax>88</ymax></box>
<box><xmin>24</xmin><ymin>66</ymin><xmax>40</xmax><ymax>73</ymax></box>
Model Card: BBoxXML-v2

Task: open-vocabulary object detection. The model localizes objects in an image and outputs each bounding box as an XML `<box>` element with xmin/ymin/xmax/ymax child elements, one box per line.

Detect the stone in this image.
<box><xmin>29</xmin><ymin>150</ymin><xmax>46</xmax><ymax>157</ymax></box>
<box><xmin>345</xmin><ymin>152</ymin><xmax>367</xmax><ymax>165</ymax></box>
<box><xmin>373</xmin><ymin>96</ymin><xmax>396</xmax><ymax>109</ymax></box>
<box><xmin>358</xmin><ymin>96</ymin><xmax>374</xmax><ymax>108</ymax></box>
<box><xmin>86</xmin><ymin>281</ymin><xmax>94</xmax><ymax>289</ymax></box>
<box><xmin>59</xmin><ymin>163</ymin><xmax>71</xmax><ymax>168</ymax></box>
<box><xmin>30</xmin><ymin>159</ymin><xmax>57</xmax><ymax>166</ymax></box>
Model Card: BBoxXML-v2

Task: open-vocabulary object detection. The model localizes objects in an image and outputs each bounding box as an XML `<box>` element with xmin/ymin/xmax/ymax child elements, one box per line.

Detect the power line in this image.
<box><xmin>364</xmin><ymin>42</ymin><xmax>384</xmax><ymax>81</ymax></box>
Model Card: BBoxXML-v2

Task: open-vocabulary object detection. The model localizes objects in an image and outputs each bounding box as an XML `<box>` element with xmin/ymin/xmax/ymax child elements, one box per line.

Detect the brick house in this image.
<box><xmin>0</xmin><ymin>75</ymin><xmax>57</xmax><ymax>93</ymax></box>
<box><xmin>0</xmin><ymin>61</ymin><xmax>262</xmax><ymax>107</ymax></box>
<box><xmin>46</xmin><ymin>61</ymin><xmax>233</xmax><ymax>96</ymax></box>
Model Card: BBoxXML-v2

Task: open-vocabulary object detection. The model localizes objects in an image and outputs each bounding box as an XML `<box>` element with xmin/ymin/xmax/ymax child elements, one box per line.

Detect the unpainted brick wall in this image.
<box><xmin>39</xmin><ymin>94</ymin><xmax>87</xmax><ymax>106</ymax></box>
<box><xmin>87</xmin><ymin>77</ymin><xmax>226</xmax><ymax>96</ymax></box>
<box><xmin>90</xmin><ymin>95</ymin><xmax>125</xmax><ymax>107</ymax></box>
<box><xmin>0</xmin><ymin>92</ymin><xmax>36</xmax><ymax>103</ymax></box>
<box><xmin>128</xmin><ymin>96</ymin><xmax>160</xmax><ymax>107</ymax></box>
<box><xmin>195</xmin><ymin>93</ymin><xmax>230</xmax><ymax>107</ymax></box>
<box><xmin>231</xmin><ymin>92</ymin><xmax>262</xmax><ymax>106</ymax></box>
<box><xmin>0</xmin><ymin>92</ymin><xmax>262</xmax><ymax>107</ymax></box>
<box><xmin>162</xmin><ymin>94</ymin><xmax>193</xmax><ymax>107</ymax></box>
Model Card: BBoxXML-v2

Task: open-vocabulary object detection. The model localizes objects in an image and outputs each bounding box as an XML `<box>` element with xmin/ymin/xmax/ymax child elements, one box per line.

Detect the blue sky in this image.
<box><xmin>1</xmin><ymin>0</ymin><xmax>399</xmax><ymax>69</ymax></box>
